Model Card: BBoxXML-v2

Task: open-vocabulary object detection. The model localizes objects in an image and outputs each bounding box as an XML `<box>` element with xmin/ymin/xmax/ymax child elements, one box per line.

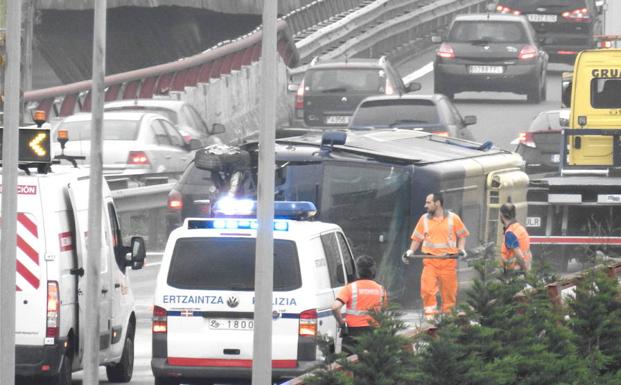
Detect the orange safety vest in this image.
<box><xmin>412</xmin><ymin>212</ymin><xmax>469</xmax><ymax>268</ymax></box>
<box><xmin>338</xmin><ymin>280</ymin><xmax>387</xmax><ymax>327</ymax></box>
<box><xmin>501</xmin><ymin>222</ymin><xmax>532</xmax><ymax>271</ymax></box>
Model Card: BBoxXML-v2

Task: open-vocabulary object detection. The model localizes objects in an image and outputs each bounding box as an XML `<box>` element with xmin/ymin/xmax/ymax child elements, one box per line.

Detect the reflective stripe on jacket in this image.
<box><xmin>337</xmin><ymin>279</ymin><xmax>387</xmax><ymax>327</ymax></box>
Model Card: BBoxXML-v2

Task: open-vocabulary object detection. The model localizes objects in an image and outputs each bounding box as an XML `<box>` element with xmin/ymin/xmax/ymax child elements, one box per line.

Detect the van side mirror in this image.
<box><xmin>405</xmin><ymin>82</ymin><xmax>422</xmax><ymax>92</ymax></box>
<box><xmin>126</xmin><ymin>236</ymin><xmax>146</xmax><ymax>270</ymax></box>
<box><xmin>336</xmin><ymin>264</ymin><xmax>346</xmax><ymax>285</ymax></box>
<box><xmin>431</xmin><ymin>35</ymin><xmax>442</xmax><ymax>44</ymax></box>
<box><xmin>463</xmin><ymin>115</ymin><xmax>477</xmax><ymax>126</ymax></box>
<box><xmin>211</xmin><ymin>123</ymin><xmax>226</xmax><ymax>135</ymax></box>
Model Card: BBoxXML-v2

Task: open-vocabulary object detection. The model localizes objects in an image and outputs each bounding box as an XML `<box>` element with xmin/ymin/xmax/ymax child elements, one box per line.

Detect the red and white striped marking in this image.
<box><xmin>531</xmin><ymin>236</ymin><xmax>621</xmax><ymax>245</ymax></box>
<box><xmin>14</xmin><ymin>213</ymin><xmax>41</xmax><ymax>291</ymax></box>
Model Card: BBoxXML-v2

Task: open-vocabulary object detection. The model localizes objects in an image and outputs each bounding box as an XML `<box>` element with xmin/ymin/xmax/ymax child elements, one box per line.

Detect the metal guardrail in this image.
<box><xmin>291</xmin><ymin>0</ymin><xmax>488</xmax><ymax>72</ymax></box>
<box><xmin>282</xmin><ymin>0</ymin><xmax>367</xmax><ymax>38</ymax></box>
<box><xmin>111</xmin><ymin>182</ymin><xmax>174</xmax><ymax>214</ymax></box>
<box><xmin>24</xmin><ymin>20</ymin><xmax>298</xmax><ymax>120</ymax></box>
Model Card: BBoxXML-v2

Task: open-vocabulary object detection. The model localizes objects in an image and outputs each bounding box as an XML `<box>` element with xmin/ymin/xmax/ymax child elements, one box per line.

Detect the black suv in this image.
<box><xmin>294</xmin><ymin>57</ymin><xmax>419</xmax><ymax>128</ymax></box>
<box><xmin>495</xmin><ymin>0</ymin><xmax>603</xmax><ymax>63</ymax></box>
<box><xmin>434</xmin><ymin>13</ymin><xmax>548</xmax><ymax>103</ymax></box>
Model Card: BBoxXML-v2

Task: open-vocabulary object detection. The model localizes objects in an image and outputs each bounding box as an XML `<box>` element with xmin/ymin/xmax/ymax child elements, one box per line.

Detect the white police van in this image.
<box><xmin>151</xmin><ymin>199</ymin><xmax>357</xmax><ymax>385</ymax></box>
<box><xmin>0</xmin><ymin>118</ymin><xmax>146</xmax><ymax>384</ymax></box>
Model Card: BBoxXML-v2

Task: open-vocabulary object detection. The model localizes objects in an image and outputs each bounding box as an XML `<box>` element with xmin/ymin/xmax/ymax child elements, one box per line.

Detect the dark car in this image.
<box><xmin>294</xmin><ymin>56</ymin><xmax>419</xmax><ymax>128</ymax></box>
<box><xmin>433</xmin><ymin>13</ymin><xmax>548</xmax><ymax>103</ymax></box>
<box><xmin>513</xmin><ymin>109</ymin><xmax>568</xmax><ymax>174</ymax></box>
<box><xmin>348</xmin><ymin>94</ymin><xmax>477</xmax><ymax>140</ymax></box>
<box><xmin>495</xmin><ymin>0</ymin><xmax>603</xmax><ymax>63</ymax></box>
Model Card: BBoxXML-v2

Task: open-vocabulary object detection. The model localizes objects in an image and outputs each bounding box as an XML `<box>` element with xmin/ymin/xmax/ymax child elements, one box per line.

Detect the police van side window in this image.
<box><xmin>320</xmin><ymin>232</ymin><xmax>346</xmax><ymax>287</ymax></box>
<box><xmin>336</xmin><ymin>232</ymin><xmax>356</xmax><ymax>282</ymax></box>
<box><xmin>107</xmin><ymin>203</ymin><xmax>126</xmax><ymax>272</ymax></box>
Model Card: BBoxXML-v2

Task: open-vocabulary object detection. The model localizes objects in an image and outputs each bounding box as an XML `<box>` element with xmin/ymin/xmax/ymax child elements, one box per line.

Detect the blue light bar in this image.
<box><xmin>212</xmin><ymin>198</ymin><xmax>317</xmax><ymax>220</ymax></box>
<box><xmin>187</xmin><ymin>218</ymin><xmax>289</xmax><ymax>231</ymax></box>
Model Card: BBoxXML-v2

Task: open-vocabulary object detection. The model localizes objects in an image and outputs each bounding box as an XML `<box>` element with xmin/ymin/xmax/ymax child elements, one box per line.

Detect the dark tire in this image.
<box><xmin>195</xmin><ymin>146</ymin><xmax>250</xmax><ymax>174</ymax></box>
<box><xmin>434</xmin><ymin>80</ymin><xmax>454</xmax><ymax>100</ymax></box>
<box><xmin>154</xmin><ymin>377</ymin><xmax>180</xmax><ymax>385</ymax></box>
<box><xmin>527</xmin><ymin>75</ymin><xmax>543</xmax><ymax>104</ymax></box>
<box><xmin>106</xmin><ymin>334</ymin><xmax>134</xmax><ymax>383</ymax></box>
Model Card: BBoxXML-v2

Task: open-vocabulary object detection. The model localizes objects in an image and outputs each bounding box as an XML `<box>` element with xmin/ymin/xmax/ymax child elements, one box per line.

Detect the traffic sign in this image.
<box><xmin>0</xmin><ymin>127</ymin><xmax>51</xmax><ymax>163</ymax></box>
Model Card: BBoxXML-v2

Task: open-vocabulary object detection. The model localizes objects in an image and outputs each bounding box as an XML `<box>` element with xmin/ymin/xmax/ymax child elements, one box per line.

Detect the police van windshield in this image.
<box><xmin>591</xmin><ymin>79</ymin><xmax>621</xmax><ymax>109</ymax></box>
<box><xmin>167</xmin><ymin>237</ymin><xmax>301</xmax><ymax>291</ymax></box>
<box><xmin>53</xmin><ymin>120</ymin><xmax>140</xmax><ymax>141</ymax></box>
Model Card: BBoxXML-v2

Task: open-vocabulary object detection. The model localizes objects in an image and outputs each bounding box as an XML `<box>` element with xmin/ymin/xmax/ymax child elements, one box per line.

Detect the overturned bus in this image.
<box><xmin>196</xmin><ymin>129</ymin><xmax>528</xmax><ymax>305</ymax></box>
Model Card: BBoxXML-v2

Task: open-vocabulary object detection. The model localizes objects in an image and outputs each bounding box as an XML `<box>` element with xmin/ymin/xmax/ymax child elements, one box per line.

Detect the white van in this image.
<box><xmin>151</xmin><ymin>200</ymin><xmax>357</xmax><ymax>385</ymax></box>
<box><xmin>0</xmin><ymin>125</ymin><xmax>146</xmax><ymax>384</ymax></box>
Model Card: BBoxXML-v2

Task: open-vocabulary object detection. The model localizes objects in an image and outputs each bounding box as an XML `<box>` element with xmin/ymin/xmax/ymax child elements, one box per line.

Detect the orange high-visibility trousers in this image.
<box><xmin>421</xmin><ymin>264</ymin><xmax>457</xmax><ymax>315</ymax></box>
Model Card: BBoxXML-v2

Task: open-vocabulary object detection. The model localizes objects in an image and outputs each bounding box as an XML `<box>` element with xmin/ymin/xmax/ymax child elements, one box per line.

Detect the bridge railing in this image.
<box><xmin>24</xmin><ymin>20</ymin><xmax>299</xmax><ymax>120</ymax></box>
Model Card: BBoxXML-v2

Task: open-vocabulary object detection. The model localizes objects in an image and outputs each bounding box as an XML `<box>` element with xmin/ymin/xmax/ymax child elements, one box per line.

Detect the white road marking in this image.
<box><xmin>403</xmin><ymin>61</ymin><xmax>434</xmax><ymax>84</ymax></box>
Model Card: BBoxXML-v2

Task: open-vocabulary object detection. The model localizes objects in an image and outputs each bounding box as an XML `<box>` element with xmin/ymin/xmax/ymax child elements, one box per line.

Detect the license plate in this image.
<box><xmin>208</xmin><ymin>319</ymin><xmax>254</xmax><ymax>330</ymax></box>
<box><xmin>468</xmin><ymin>65</ymin><xmax>504</xmax><ymax>74</ymax></box>
<box><xmin>551</xmin><ymin>153</ymin><xmax>560</xmax><ymax>163</ymax></box>
<box><xmin>325</xmin><ymin>115</ymin><xmax>350</xmax><ymax>125</ymax></box>
<box><xmin>527</xmin><ymin>14</ymin><xmax>557</xmax><ymax>23</ymax></box>
<box><xmin>526</xmin><ymin>217</ymin><xmax>541</xmax><ymax>227</ymax></box>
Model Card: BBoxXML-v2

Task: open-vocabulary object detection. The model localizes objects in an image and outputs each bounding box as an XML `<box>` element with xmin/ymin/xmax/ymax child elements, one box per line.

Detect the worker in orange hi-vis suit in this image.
<box><xmin>499</xmin><ymin>202</ymin><xmax>532</xmax><ymax>272</ymax></box>
<box><xmin>332</xmin><ymin>255</ymin><xmax>387</xmax><ymax>353</ymax></box>
<box><xmin>403</xmin><ymin>192</ymin><xmax>469</xmax><ymax>320</ymax></box>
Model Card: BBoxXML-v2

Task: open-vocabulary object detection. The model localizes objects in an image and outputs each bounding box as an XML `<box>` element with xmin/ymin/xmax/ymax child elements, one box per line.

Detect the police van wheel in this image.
<box><xmin>154</xmin><ymin>377</ymin><xmax>180</xmax><ymax>385</ymax></box>
<box><xmin>106</xmin><ymin>335</ymin><xmax>134</xmax><ymax>383</ymax></box>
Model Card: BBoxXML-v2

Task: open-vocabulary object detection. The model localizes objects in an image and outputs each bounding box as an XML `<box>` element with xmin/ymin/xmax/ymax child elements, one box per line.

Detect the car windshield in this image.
<box><xmin>498</xmin><ymin>0</ymin><xmax>586</xmax><ymax>10</ymax></box>
<box><xmin>351</xmin><ymin>99</ymin><xmax>440</xmax><ymax>127</ymax></box>
<box><xmin>529</xmin><ymin>111</ymin><xmax>562</xmax><ymax>131</ymax></box>
<box><xmin>449</xmin><ymin>21</ymin><xmax>528</xmax><ymax>43</ymax></box>
<box><xmin>53</xmin><ymin>120</ymin><xmax>140</xmax><ymax>141</ymax></box>
<box><xmin>306</xmin><ymin>68</ymin><xmax>385</xmax><ymax>93</ymax></box>
<box><xmin>105</xmin><ymin>107</ymin><xmax>177</xmax><ymax>124</ymax></box>
<box><xmin>167</xmin><ymin>237</ymin><xmax>301</xmax><ymax>291</ymax></box>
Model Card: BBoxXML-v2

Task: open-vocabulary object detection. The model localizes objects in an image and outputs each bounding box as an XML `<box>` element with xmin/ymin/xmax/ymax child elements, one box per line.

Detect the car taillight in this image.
<box><xmin>385</xmin><ymin>79</ymin><xmax>395</xmax><ymax>95</ymax></box>
<box><xmin>299</xmin><ymin>309</ymin><xmax>317</xmax><ymax>336</ymax></box>
<box><xmin>432</xmin><ymin>131</ymin><xmax>449</xmax><ymax>137</ymax></box>
<box><xmin>295</xmin><ymin>79</ymin><xmax>305</xmax><ymax>110</ymax></box>
<box><xmin>436</xmin><ymin>43</ymin><xmax>455</xmax><ymax>59</ymax></box>
<box><xmin>153</xmin><ymin>306</ymin><xmax>168</xmax><ymax>334</ymax></box>
<box><xmin>167</xmin><ymin>189</ymin><xmax>183</xmax><ymax>211</ymax></box>
<box><xmin>46</xmin><ymin>281</ymin><xmax>60</xmax><ymax>338</ymax></box>
<box><xmin>518</xmin><ymin>132</ymin><xmax>536</xmax><ymax>148</ymax></box>
<box><xmin>127</xmin><ymin>151</ymin><xmax>150</xmax><ymax>166</ymax></box>
<box><xmin>562</xmin><ymin>8</ymin><xmax>589</xmax><ymax>21</ymax></box>
<box><xmin>518</xmin><ymin>45</ymin><xmax>538</xmax><ymax>60</ymax></box>
<box><xmin>496</xmin><ymin>5</ymin><xmax>521</xmax><ymax>15</ymax></box>
<box><xmin>182</xmin><ymin>134</ymin><xmax>192</xmax><ymax>144</ymax></box>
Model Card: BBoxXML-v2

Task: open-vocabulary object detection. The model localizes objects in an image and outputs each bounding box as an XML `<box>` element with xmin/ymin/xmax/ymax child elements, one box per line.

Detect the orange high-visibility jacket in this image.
<box><xmin>501</xmin><ymin>221</ymin><xmax>532</xmax><ymax>270</ymax></box>
<box><xmin>337</xmin><ymin>279</ymin><xmax>387</xmax><ymax>327</ymax></box>
<box><xmin>411</xmin><ymin>212</ymin><xmax>469</xmax><ymax>269</ymax></box>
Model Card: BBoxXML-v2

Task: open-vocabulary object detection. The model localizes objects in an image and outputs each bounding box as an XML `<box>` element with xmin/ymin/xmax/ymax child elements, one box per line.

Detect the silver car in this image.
<box><xmin>51</xmin><ymin>111</ymin><xmax>201</xmax><ymax>175</ymax></box>
<box><xmin>103</xmin><ymin>99</ymin><xmax>225</xmax><ymax>146</ymax></box>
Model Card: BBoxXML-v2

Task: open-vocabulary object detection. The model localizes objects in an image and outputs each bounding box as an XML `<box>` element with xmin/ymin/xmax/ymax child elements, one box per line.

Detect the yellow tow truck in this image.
<box><xmin>527</xmin><ymin>47</ymin><xmax>621</xmax><ymax>271</ymax></box>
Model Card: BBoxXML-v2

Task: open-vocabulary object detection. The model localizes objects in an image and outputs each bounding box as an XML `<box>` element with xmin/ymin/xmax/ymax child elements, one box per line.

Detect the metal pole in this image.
<box><xmin>252</xmin><ymin>1</ymin><xmax>277</xmax><ymax>384</ymax></box>
<box><xmin>0</xmin><ymin>0</ymin><xmax>21</xmax><ymax>383</ymax></box>
<box><xmin>22</xmin><ymin>0</ymin><xmax>34</xmax><ymax>93</ymax></box>
<box><xmin>84</xmin><ymin>0</ymin><xmax>106</xmax><ymax>384</ymax></box>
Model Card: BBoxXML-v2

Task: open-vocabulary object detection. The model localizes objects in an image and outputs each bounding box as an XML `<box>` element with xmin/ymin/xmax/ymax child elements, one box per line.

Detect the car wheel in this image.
<box><xmin>526</xmin><ymin>79</ymin><xmax>542</xmax><ymax>104</ymax></box>
<box><xmin>106</xmin><ymin>333</ymin><xmax>134</xmax><ymax>383</ymax></box>
<box><xmin>154</xmin><ymin>377</ymin><xmax>180</xmax><ymax>385</ymax></box>
<box><xmin>434</xmin><ymin>81</ymin><xmax>454</xmax><ymax>100</ymax></box>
